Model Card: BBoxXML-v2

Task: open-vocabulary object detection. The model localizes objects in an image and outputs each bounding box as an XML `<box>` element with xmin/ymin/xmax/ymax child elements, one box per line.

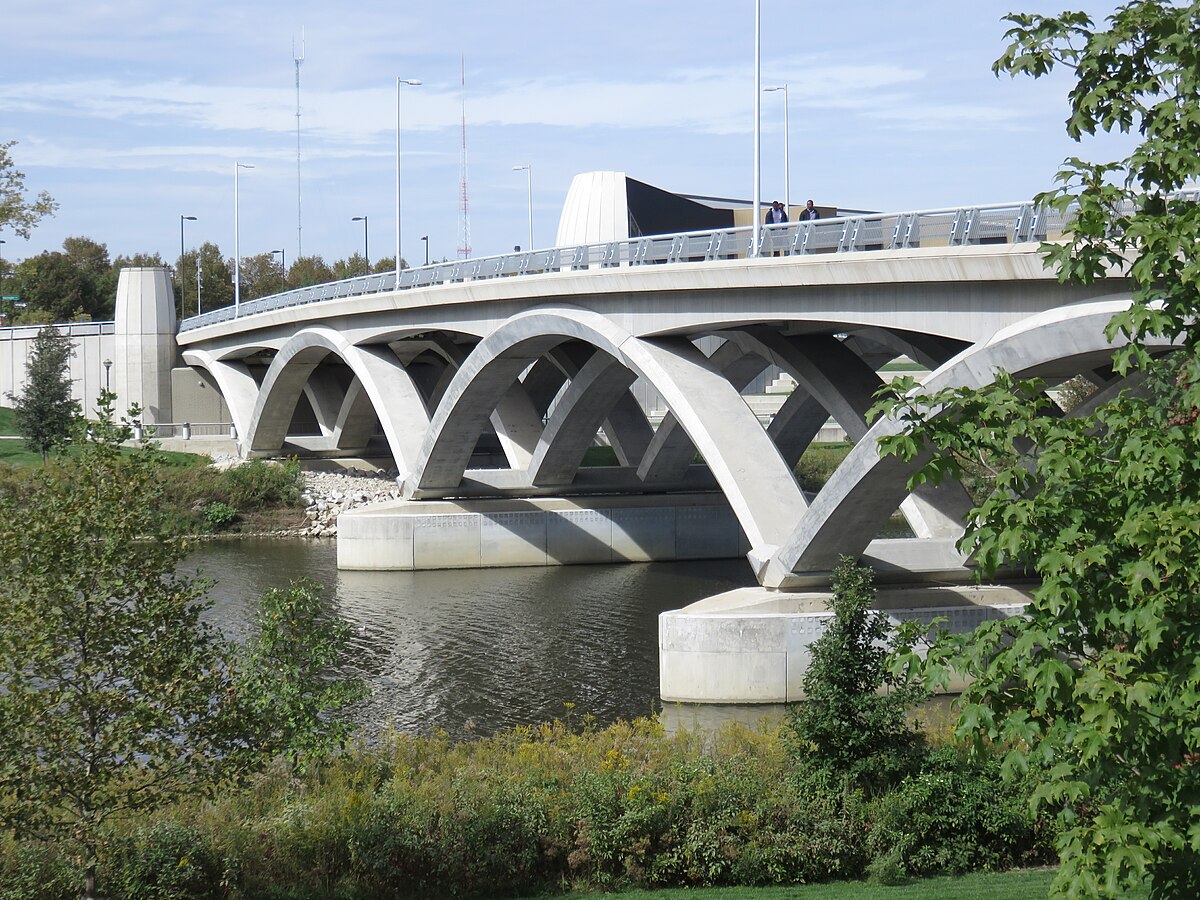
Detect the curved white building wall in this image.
<box><xmin>555</xmin><ymin>171</ymin><xmax>630</xmax><ymax>247</ymax></box>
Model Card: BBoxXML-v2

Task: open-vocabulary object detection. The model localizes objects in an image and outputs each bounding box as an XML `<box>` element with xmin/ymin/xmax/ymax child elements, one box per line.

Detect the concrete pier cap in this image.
<box><xmin>658</xmin><ymin>581</ymin><xmax>1033</xmax><ymax>705</ymax></box>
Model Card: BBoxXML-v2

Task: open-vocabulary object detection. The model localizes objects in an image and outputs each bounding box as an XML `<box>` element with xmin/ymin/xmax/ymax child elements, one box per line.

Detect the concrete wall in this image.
<box><xmin>0</xmin><ymin>322</ymin><xmax>116</xmax><ymax>415</ymax></box>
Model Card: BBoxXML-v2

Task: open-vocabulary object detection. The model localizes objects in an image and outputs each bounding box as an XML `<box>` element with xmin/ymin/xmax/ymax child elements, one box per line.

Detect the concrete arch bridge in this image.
<box><xmin>172</xmin><ymin>202</ymin><xmax>1167</xmax><ymax>592</ymax></box>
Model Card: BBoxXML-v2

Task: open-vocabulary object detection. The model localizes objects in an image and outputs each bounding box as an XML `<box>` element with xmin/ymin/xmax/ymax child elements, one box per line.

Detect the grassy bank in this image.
<box><xmin>0</xmin><ymin>716</ymin><xmax>1059</xmax><ymax>899</ymax></box>
<box><xmin>0</xmin><ymin>407</ymin><xmax>306</xmax><ymax>533</ymax></box>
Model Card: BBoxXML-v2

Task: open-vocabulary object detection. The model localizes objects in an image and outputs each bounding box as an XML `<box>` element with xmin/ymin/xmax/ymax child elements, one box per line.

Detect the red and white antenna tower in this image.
<box><xmin>456</xmin><ymin>56</ymin><xmax>472</xmax><ymax>259</ymax></box>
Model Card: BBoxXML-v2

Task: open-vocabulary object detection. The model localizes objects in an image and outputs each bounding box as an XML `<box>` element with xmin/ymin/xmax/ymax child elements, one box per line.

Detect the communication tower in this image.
<box><xmin>293</xmin><ymin>31</ymin><xmax>305</xmax><ymax>259</ymax></box>
<box><xmin>456</xmin><ymin>56</ymin><xmax>472</xmax><ymax>259</ymax></box>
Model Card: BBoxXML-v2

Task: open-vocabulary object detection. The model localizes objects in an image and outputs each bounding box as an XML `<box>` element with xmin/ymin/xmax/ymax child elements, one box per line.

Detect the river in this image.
<box><xmin>192</xmin><ymin>538</ymin><xmax>756</xmax><ymax>740</ymax></box>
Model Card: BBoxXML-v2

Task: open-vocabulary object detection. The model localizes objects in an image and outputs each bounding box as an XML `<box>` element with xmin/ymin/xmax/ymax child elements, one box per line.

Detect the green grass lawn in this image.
<box><xmin>534</xmin><ymin>868</ymin><xmax>1148</xmax><ymax>899</ymax></box>
<box><xmin>0</xmin><ymin>406</ymin><xmax>207</xmax><ymax>468</ymax></box>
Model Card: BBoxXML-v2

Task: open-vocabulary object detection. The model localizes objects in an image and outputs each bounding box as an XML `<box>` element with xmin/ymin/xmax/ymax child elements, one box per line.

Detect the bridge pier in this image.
<box><xmin>337</xmin><ymin>492</ymin><xmax>749</xmax><ymax>571</ymax></box>
<box><xmin>659</xmin><ymin>582</ymin><xmax>1033</xmax><ymax>703</ymax></box>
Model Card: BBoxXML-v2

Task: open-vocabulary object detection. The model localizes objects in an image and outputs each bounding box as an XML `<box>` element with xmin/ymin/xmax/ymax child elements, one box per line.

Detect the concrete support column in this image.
<box><xmin>113</xmin><ymin>267</ymin><xmax>176</xmax><ymax>424</ymax></box>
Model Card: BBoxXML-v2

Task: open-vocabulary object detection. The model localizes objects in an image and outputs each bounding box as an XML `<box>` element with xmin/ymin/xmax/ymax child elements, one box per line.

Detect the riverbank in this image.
<box><xmin>0</xmin><ymin>715</ymin><xmax>1061</xmax><ymax>899</ymax></box>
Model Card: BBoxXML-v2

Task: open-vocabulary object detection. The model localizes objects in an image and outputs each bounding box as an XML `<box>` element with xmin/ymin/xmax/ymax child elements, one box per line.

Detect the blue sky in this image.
<box><xmin>1</xmin><ymin>0</ymin><xmax>1127</xmax><ymax>269</ymax></box>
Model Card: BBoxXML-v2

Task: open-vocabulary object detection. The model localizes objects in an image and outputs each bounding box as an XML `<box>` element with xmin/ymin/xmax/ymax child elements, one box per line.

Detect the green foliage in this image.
<box><xmin>0</xmin><ymin>140</ymin><xmax>57</xmax><ymax>240</ymax></box>
<box><xmin>793</xmin><ymin>442</ymin><xmax>851</xmax><ymax>492</ymax></box>
<box><xmin>0</xmin><ymin>716</ymin><xmax>1057</xmax><ymax>897</ymax></box>
<box><xmin>236</xmin><ymin>579</ymin><xmax>367</xmax><ymax>771</ymax></box>
<box><xmin>866</xmin><ymin>4</ymin><xmax>1200</xmax><ymax>896</ymax></box>
<box><xmin>106</xmin><ymin>822</ymin><xmax>223</xmax><ymax>900</ymax></box>
<box><xmin>868</xmin><ymin>748</ymin><xmax>1053</xmax><ymax>880</ymax></box>
<box><xmin>0</xmin><ymin>398</ymin><xmax>244</xmax><ymax>897</ymax></box>
<box><xmin>224</xmin><ymin>457</ymin><xmax>304</xmax><ymax>508</ymax></box>
<box><xmin>202</xmin><ymin>500</ymin><xmax>237</xmax><ymax>530</ymax></box>
<box><xmin>0</xmin><ymin>400</ymin><xmax>362</xmax><ymax>898</ymax></box>
<box><xmin>786</xmin><ymin>557</ymin><xmax>928</xmax><ymax>789</ymax></box>
<box><xmin>7</xmin><ymin>324</ymin><xmax>79</xmax><ymax>461</ymax></box>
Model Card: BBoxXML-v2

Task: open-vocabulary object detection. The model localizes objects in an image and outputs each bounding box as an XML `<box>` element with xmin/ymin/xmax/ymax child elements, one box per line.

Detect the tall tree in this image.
<box><xmin>0</xmin><ymin>400</ymin><xmax>364</xmax><ymax>899</ymax></box>
<box><xmin>332</xmin><ymin>251</ymin><xmax>370</xmax><ymax>281</ymax></box>
<box><xmin>877</xmin><ymin>4</ymin><xmax>1200</xmax><ymax>896</ymax></box>
<box><xmin>239</xmin><ymin>251</ymin><xmax>287</xmax><ymax>301</ymax></box>
<box><xmin>0</xmin><ymin>140</ymin><xmax>57</xmax><ymax>239</ymax></box>
<box><xmin>286</xmin><ymin>254</ymin><xmax>335</xmax><ymax>289</ymax></box>
<box><xmin>8</xmin><ymin>324</ymin><xmax>78</xmax><ymax>461</ymax></box>
<box><xmin>176</xmin><ymin>241</ymin><xmax>232</xmax><ymax>317</ymax></box>
<box><xmin>15</xmin><ymin>252</ymin><xmax>101</xmax><ymax>322</ymax></box>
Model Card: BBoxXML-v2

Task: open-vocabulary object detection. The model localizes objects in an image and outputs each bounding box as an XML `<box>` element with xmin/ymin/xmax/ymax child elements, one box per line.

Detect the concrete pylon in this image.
<box><xmin>113</xmin><ymin>267</ymin><xmax>176</xmax><ymax>425</ymax></box>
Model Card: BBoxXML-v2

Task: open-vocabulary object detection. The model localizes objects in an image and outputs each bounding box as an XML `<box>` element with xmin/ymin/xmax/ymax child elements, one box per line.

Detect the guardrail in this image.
<box><xmin>135</xmin><ymin>422</ymin><xmax>236</xmax><ymax>440</ymax></box>
<box><xmin>176</xmin><ymin>194</ymin><xmax>1194</xmax><ymax>334</ymax></box>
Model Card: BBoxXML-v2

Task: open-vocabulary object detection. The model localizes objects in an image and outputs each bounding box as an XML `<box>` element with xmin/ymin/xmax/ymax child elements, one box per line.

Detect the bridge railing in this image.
<box><xmin>175</xmin><ymin>197</ymin><xmax>1115</xmax><ymax>332</ymax></box>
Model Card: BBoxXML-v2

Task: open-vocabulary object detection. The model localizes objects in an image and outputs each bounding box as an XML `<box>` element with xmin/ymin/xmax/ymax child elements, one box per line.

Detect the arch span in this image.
<box><xmin>241</xmin><ymin>327</ymin><xmax>430</xmax><ymax>476</ymax></box>
<box><xmin>762</xmin><ymin>296</ymin><xmax>1172</xmax><ymax>588</ymax></box>
<box><xmin>405</xmin><ymin>306</ymin><xmax>808</xmax><ymax>566</ymax></box>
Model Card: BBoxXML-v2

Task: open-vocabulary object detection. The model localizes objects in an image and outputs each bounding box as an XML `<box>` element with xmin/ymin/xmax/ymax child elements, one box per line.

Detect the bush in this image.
<box><xmin>786</xmin><ymin>556</ymin><xmax>928</xmax><ymax>789</ymax></box>
<box><xmin>0</xmin><ymin>840</ymin><xmax>77</xmax><ymax>900</ymax></box>
<box><xmin>106</xmin><ymin>822</ymin><xmax>223</xmax><ymax>900</ymax></box>
<box><xmin>867</xmin><ymin>747</ymin><xmax>1053</xmax><ymax>879</ymax></box>
<box><xmin>224</xmin><ymin>458</ymin><xmax>303</xmax><ymax>508</ymax></box>
<box><xmin>202</xmin><ymin>501</ymin><xmax>237</xmax><ymax>530</ymax></box>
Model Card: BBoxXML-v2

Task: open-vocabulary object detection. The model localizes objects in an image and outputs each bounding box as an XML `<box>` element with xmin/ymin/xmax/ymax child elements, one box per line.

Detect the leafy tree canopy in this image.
<box><xmin>875</xmin><ymin>3</ymin><xmax>1200</xmax><ymax>896</ymax></box>
<box><xmin>0</xmin><ymin>140</ymin><xmax>57</xmax><ymax>240</ymax></box>
<box><xmin>0</xmin><ymin>399</ymin><xmax>364</xmax><ymax>899</ymax></box>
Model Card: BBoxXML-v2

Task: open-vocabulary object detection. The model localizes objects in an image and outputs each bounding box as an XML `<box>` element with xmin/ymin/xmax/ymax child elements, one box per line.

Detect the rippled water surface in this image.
<box><xmin>190</xmin><ymin>539</ymin><xmax>755</xmax><ymax>739</ymax></box>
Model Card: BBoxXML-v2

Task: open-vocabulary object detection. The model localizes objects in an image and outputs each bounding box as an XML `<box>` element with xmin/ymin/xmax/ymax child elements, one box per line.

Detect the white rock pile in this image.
<box><xmin>300</xmin><ymin>469</ymin><xmax>402</xmax><ymax>537</ymax></box>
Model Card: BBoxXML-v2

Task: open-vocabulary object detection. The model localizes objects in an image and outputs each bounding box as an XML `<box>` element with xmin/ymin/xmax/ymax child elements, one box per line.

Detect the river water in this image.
<box><xmin>191</xmin><ymin>538</ymin><xmax>755</xmax><ymax>740</ymax></box>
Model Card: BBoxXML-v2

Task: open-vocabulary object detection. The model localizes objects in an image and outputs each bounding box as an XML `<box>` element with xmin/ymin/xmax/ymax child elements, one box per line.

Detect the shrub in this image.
<box><xmin>867</xmin><ymin>747</ymin><xmax>1053</xmax><ymax>878</ymax></box>
<box><xmin>786</xmin><ymin>556</ymin><xmax>928</xmax><ymax>789</ymax></box>
<box><xmin>222</xmin><ymin>458</ymin><xmax>303</xmax><ymax>508</ymax></box>
<box><xmin>106</xmin><ymin>822</ymin><xmax>223</xmax><ymax>900</ymax></box>
<box><xmin>0</xmin><ymin>841</ymin><xmax>77</xmax><ymax>900</ymax></box>
<box><xmin>202</xmin><ymin>500</ymin><xmax>237</xmax><ymax>530</ymax></box>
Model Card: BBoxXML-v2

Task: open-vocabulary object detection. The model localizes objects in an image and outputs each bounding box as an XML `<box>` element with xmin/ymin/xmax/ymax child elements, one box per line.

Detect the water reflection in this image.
<box><xmin>190</xmin><ymin>538</ymin><xmax>754</xmax><ymax>740</ymax></box>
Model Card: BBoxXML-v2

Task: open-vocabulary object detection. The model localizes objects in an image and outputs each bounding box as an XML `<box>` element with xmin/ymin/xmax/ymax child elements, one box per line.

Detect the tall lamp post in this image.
<box><xmin>420</xmin><ymin>235</ymin><xmax>429</xmax><ymax>266</ymax></box>
<box><xmin>351</xmin><ymin>216</ymin><xmax>369</xmax><ymax>270</ymax></box>
<box><xmin>0</xmin><ymin>239</ymin><xmax>6</xmax><ymax>307</ymax></box>
<box><xmin>763</xmin><ymin>84</ymin><xmax>790</xmax><ymax>215</ymax></box>
<box><xmin>234</xmin><ymin>162</ymin><xmax>255</xmax><ymax>314</ymax></box>
<box><xmin>751</xmin><ymin>0</ymin><xmax>762</xmax><ymax>258</ymax></box>
<box><xmin>179</xmin><ymin>215</ymin><xmax>197</xmax><ymax>264</ymax></box>
<box><xmin>270</xmin><ymin>248</ymin><xmax>285</xmax><ymax>271</ymax></box>
<box><xmin>396</xmin><ymin>77</ymin><xmax>422</xmax><ymax>280</ymax></box>
<box><xmin>512</xmin><ymin>164</ymin><xmax>533</xmax><ymax>251</ymax></box>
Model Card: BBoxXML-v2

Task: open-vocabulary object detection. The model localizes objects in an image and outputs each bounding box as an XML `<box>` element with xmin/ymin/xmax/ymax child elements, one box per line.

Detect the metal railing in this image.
<box><xmin>179</xmin><ymin>195</ymin><xmax>1190</xmax><ymax>334</ymax></box>
<box><xmin>135</xmin><ymin>422</ymin><xmax>237</xmax><ymax>440</ymax></box>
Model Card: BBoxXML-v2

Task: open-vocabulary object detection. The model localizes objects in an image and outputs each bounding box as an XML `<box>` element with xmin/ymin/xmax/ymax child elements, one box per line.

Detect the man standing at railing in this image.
<box><xmin>798</xmin><ymin>199</ymin><xmax>820</xmax><ymax>221</ymax></box>
<box><xmin>765</xmin><ymin>200</ymin><xmax>788</xmax><ymax>256</ymax></box>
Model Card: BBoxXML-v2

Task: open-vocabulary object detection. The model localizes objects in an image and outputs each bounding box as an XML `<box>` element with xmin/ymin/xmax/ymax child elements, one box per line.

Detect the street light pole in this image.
<box><xmin>270</xmin><ymin>248</ymin><xmax>285</xmax><ymax>271</ymax></box>
<box><xmin>764</xmin><ymin>84</ymin><xmax>790</xmax><ymax>215</ymax></box>
<box><xmin>351</xmin><ymin>216</ymin><xmax>369</xmax><ymax>270</ymax></box>
<box><xmin>179</xmin><ymin>215</ymin><xmax>197</xmax><ymax>265</ymax></box>
<box><xmin>752</xmin><ymin>0</ymin><xmax>762</xmax><ymax>258</ymax></box>
<box><xmin>396</xmin><ymin>77</ymin><xmax>422</xmax><ymax>282</ymax></box>
<box><xmin>420</xmin><ymin>235</ymin><xmax>429</xmax><ymax>266</ymax></box>
<box><xmin>512</xmin><ymin>164</ymin><xmax>533</xmax><ymax>251</ymax></box>
<box><xmin>234</xmin><ymin>162</ymin><xmax>254</xmax><ymax>314</ymax></box>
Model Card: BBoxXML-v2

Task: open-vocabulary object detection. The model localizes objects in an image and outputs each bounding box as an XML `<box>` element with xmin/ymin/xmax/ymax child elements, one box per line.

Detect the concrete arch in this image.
<box><xmin>180</xmin><ymin>348</ymin><xmax>259</xmax><ymax>442</ymax></box>
<box><xmin>241</xmin><ymin>327</ymin><xmax>430</xmax><ymax>476</ymax></box>
<box><xmin>638</xmin><ymin>339</ymin><xmax>769</xmax><ymax>483</ymax></box>
<box><xmin>406</xmin><ymin>306</ymin><xmax>808</xmax><ymax>565</ymax></box>
<box><xmin>762</xmin><ymin>296</ymin><xmax>1169</xmax><ymax>588</ymax></box>
<box><xmin>529</xmin><ymin>348</ymin><xmax>638</xmax><ymax>486</ymax></box>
